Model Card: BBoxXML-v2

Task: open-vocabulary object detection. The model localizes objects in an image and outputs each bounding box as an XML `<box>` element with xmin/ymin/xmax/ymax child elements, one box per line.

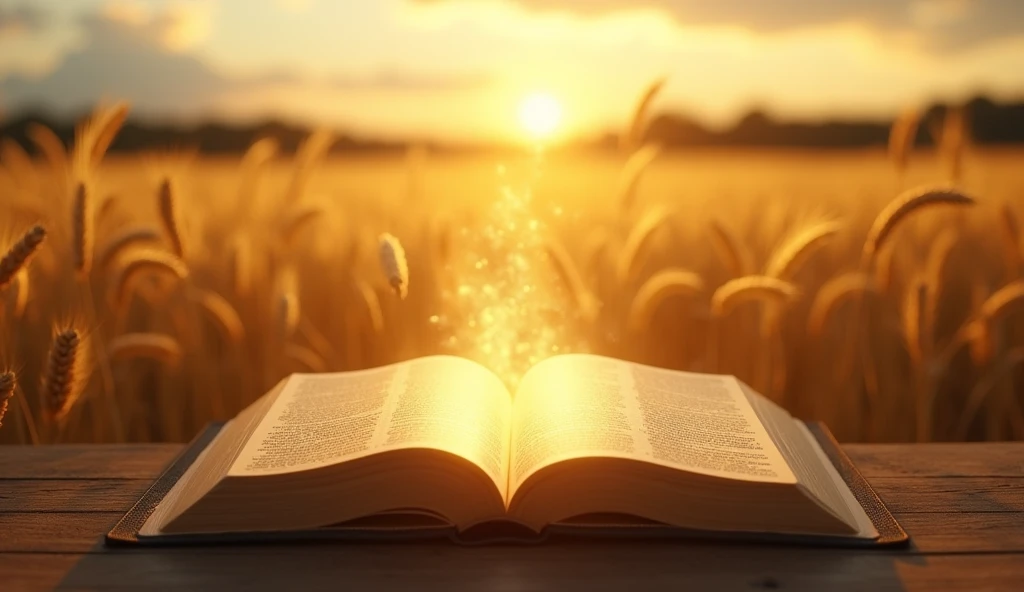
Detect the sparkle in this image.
<box><xmin>437</xmin><ymin>164</ymin><xmax>575</xmax><ymax>389</ymax></box>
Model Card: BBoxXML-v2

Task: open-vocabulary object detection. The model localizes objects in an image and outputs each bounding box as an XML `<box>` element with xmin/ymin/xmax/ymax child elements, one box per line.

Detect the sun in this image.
<box><xmin>518</xmin><ymin>92</ymin><xmax>563</xmax><ymax>140</ymax></box>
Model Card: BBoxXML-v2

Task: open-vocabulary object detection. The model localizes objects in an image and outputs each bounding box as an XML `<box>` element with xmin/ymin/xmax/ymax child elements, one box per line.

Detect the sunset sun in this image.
<box><xmin>518</xmin><ymin>92</ymin><xmax>563</xmax><ymax>140</ymax></box>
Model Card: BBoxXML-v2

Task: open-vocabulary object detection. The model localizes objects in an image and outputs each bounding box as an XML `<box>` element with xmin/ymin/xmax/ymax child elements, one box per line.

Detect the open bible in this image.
<box><xmin>124</xmin><ymin>355</ymin><xmax>906</xmax><ymax>546</ymax></box>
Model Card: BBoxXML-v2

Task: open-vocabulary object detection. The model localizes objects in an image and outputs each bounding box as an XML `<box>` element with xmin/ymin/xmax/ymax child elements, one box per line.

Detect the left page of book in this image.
<box><xmin>229</xmin><ymin>355</ymin><xmax>513</xmax><ymax>497</ymax></box>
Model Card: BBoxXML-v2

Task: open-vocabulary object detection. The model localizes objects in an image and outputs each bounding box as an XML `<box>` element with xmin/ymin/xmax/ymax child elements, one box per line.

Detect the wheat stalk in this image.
<box><xmin>355</xmin><ymin>279</ymin><xmax>384</xmax><ymax>334</ymax></box>
<box><xmin>109</xmin><ymin>333</ymin><xmax>183</xmax><ymax>367</ymax></box>
<box><xmin>42</xmin><ymin>327</ymin><xmax>90</xmax><ymax>422</ymax></box>
<box><xmin>194</xmin><ymin>290</ymin><xmax>245</xmax><ymax>344</ymax></box>
<box><xmin>861</xmin><ymin>186</ymin><xmax>975</xmax><ymax>269</ymax></box>
<box><xmin>617</xmin><ymin>144</ymin><xmax>661</xmax><ymax>211</ymax></box>
<box><xmin>228</xmin><ymin>233</ymin><xmax>253</xmax><ymax>296</ymax></box>
<box><xmin>1000</xmin><ymin>203</ymin><xmax>1021</xmax><ymax>281</ymax></box>
<box><xmin>709</xmin><ymin>220</ymin><xmax>754</xmax><ymax>278</ymax></box>
<box><xmin>546</xmin><ymin>240</ymin><xmax>601</xmax><ymax>323</ymax></box>
<box><xmin>158</xmin><ymin>178</ymin><xmax>185</xmax><ymax>258</ymax></box>
<box><xmin>616</xmin><ymin>206</ymin><xmax>673</xmax><ymax>284</ymax></box>
<box><xmin>627</xmin><ymin>268</ymin><xmax>704</xmax><ymax>332</ymax></box>
<box><xmin>765</xmin><ymin>220</ymin><xmax>841</xmax><ymax>280</ymax></box>
<box><xmin>711</xmin><ymin>275</ymin><xmax>799</xmax><ymax>317</ymax></box>
<box><xmin>281</xmin><ymin>206</ymin><xmax>325</xmax><ymax>246</ymax></box>
<box><xmin>275</xmin><ymin>269</ymin><xmax>301</xmax><ymax>340</ymax></box>
<box><xmin>807</xmin><ymin>272</ymin><xmax>878</xmax><ymax>337</ymax></box>
<box><xmin>0</xmin><ymin>371</ymin><xmax>14</xmax><ymax>429</ymax></box>
<box><xmin>938</xmin><ymin>106</ymin><xmax>967</xmax><ymax>184</ymax></box>
<box><xmin>26</xmin><ymin>123</ymin><xmax>68</xmax><ymax>176</ymax></box>
<box><xmin>903</xmin><ymin>276</ymin><xmax>929</xmax><ymax>364</ymax></box>
<box><xmin>378</xmin><ymin>233</ymin><xmax>409</xmax><ymax>299</ymax></box>
<box><xmin>923</xmin><ymin>229</ymin><xmax>959</xmax><ymax>325</ymax></box>
<box><xmin>888</xmin><ymin>107</ymin><xmax>920</xmax><ymax>177</ymax></box>
<box><xmin>97</xmin><ymin>227</ymin><xmax>162</xmax><ymax>271</ymax></box>
<box><xmin>285</xmin><ymin>130</ymin><xmax>334</xmax><ymax>203</ymax></box>
<box><xmin>111</xmin><ymin>250</ymin><xmax>189</xmax><ymax>307</ymax></box>
<box><xmin>9</xmin><ymin>270</ymin><xmax>30</xmax><ymax>318</ymax></box>
<box><xmin>622</xmin><ymin>77</ymin><xmax>666</xmax><ymax>153</ymax></box>
<box><xmin>71</xmin><ymin>182</ymin><xmax>93</xmax><ymax>276</ymax></box>
<box><xmin>0</xmin><ymin>225</ymin><xmax>46</xmax><ymax>291</ymax></box>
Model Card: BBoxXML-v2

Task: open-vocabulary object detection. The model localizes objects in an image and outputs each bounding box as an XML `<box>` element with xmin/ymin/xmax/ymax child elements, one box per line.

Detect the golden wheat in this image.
<box><xmin>622</xmin><ymin>77</ymin><xmax>665</xmax><ymax>153</ymax></box>
<box><xmin>807</xmin><ymin>272</ymin><xmax>877</xmax><ymax>337</ymax></box>
<box><xmin>617</xmin><ymin>144</ymin><xmax>661</xmax><ymax>211</ymax></box>
<box><xmin>711</xmin><ymin>275</ymin><xmax>799</xmax><ymax>317</ymax></box>
<box><xmin>378</xmin><ymin>233</ymin><xmax>409</xmax><ymax>299</ymax></box>
<box><xmin>71</xmin><ymin>182</ymin><xmax>93</xmax><ymax>276</ymax></box>
<box><xmin>1000</xmin><ymin>203</ymin><xmax>1021</xmax><ymax>280</ymax></box>
<box><xmin>111</xmin><ymin>250</ymin><xmax>189</xmax><ymax>307</ymax></box>
<box><xmin>709</xmin><ymin>220</ymin><xmax>754</xmax><ymax>278</ymax></box>
<box><xmin>903</xmin><ymin>276</ymin><xmax>929</xmax><ymax>364</ymax></box>
<box><xmin>627</xmin><ymin>268</ymin><xmax>704</xmax><ymax>332</ymax></box>
<box><xmin>616</xmin><ymin>206</ymin><xmax>673</xmax><ymax>284</ymax></box>
<box><xmin>26</xmin><ymin>123</ymin><xmax>67</xmax><ymax>178</ymax></box>
<box><xmin>0</xmin><ymin>225</ymin><xmax>46</xmax><ymax>290</ymax></box>
<box><xmin>0</xmin><ymin>371</ymin><xmax>14</xmax><ymax>429</ymax></box>
<box><xmin>861</xmin><ymin>186</ymin><xmax>976</xmax><ymax>268</ymax></box>
<box><xmin>42</xmin><ymin>327</ymin><xmax>88</xmax><ymax>422</ymax></box>
<box><xmin>764</xmin><ymin>220</ymin><xmax>841</xmax><ymax>280</ymax></box>
<box><xmin>109</xmin><ymin>333</ymin><xmax>183</xmax><ymax>367</ymax></box>
<box><xmin>888</xmin><ymin>107</ymin><xmax>920</xmax><ymax>177</ymax></box>
<box><xmin>97</xmin><ymin>228</ymin><xmax>162</xmax><ymax>271</ymax></box>
<box><xmin>158</xmin><ymin>178</ymin><xmax>185</xmax><ymax>258</ymax></box>
<box><xmin>194</xmin><ymin>290</ymin><xmax>245</xmax><ymax>344</ymax></box>
<box><xmin>546</xmin><ymin>240</ymin><xmax>600</xmax><ymax>323</ymax></box>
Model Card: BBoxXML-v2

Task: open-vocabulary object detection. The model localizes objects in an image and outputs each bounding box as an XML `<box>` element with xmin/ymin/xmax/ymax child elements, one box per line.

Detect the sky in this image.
<box><xmin>1</xmin><ymin>0</ymin><xmax>1024</xmax><ymax>143</ymax></box>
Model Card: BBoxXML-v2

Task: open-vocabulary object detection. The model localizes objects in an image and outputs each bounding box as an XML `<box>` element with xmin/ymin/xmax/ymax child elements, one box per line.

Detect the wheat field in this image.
<box><xmin>1</xmin><ymin>101</ymin><xmax>1023</xmax><ymax>445</ymax></box>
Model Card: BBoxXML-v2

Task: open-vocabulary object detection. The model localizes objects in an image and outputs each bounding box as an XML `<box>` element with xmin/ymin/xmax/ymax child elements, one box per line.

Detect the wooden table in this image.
<box><xmin>1</xmin><ymin>443</ymin><xmax>1023</xmax><ymax>590</ymax></box>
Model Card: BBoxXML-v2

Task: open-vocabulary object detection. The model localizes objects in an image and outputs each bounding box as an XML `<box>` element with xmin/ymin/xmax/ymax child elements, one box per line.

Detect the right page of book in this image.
<box><xmin>229</xmin><ymin>356</ymin><xmax>512</xmax><ymax>497</ymax></box>
<box><xmin>509</xmin><ymin>354</ymin><xmax>796</xmax><ymax>495</ymax></box>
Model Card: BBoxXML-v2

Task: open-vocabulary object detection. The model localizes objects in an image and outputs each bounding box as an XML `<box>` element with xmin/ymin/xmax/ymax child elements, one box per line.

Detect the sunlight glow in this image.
<box><xmin>518</xmin><ymin>92</ymin><xmax>563</xmax><ymax>140</ymax></box>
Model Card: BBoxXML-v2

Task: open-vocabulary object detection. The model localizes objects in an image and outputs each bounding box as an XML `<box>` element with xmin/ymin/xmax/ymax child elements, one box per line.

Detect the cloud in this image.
<box><xmin>0</xmin><ymin>7</ymin><xmax>487</xmax><ymax>118</ymax></box>
<box><xmin>0</xmin><ymin>3</ymin><xmax>47</xmax><ymax>37</ymax></box>
<box><xmin>415</xmin><ymin>0</ymin><xmax>1024</xmax><ymax>51</ymax></box>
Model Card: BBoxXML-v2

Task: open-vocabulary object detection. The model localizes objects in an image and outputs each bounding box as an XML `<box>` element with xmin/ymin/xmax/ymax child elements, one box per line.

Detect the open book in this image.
<box><xmin>135</xmin><ymin>354</ymin><xmax>892</xmax><ymax>544</ymax></box>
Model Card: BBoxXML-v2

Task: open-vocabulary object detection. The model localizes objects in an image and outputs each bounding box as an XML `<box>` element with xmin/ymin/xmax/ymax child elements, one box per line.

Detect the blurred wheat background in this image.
<box><xmin>1</xmin><ymin>86</ymin><xmax>1022</xmax><ymax>446</ymax></box>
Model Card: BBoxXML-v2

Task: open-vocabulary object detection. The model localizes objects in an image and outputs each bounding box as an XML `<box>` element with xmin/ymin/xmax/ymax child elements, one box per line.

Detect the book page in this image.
<box><xmin>509</xmin><ymin>355</ymin><xmax>795</xmax><ymax>493</ymax></box>
<box><xmin>230</xmin><ymin>356</ymin><xmax>512</xmax><ymax>494</ymax></box>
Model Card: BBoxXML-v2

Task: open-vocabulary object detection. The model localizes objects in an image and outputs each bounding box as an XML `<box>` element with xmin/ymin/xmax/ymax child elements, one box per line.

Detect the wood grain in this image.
<box><xmin>0</xmin><ymin>445</ymin><xmax>180</xmax><ymax>478</ymax></box>
<box><xmin>1</xmin><ymin>442</ymin><xmax>1023</xmax><ymax>590</ymax></box>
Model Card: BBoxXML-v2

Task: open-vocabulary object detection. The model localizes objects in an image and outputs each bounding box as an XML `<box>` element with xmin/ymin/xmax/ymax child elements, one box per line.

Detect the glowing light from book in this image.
<box><xmin>434</xmin><ymin>164</ymin><xmax>578</xmax><ymax>388</ymax></box>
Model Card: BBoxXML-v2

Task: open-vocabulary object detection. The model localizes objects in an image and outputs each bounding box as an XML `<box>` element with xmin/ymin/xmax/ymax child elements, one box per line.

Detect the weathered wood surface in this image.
<box><xmin>1</xmin><ymin>443</ymin><xmax>1022</xmax><ymax>590</ymax></box>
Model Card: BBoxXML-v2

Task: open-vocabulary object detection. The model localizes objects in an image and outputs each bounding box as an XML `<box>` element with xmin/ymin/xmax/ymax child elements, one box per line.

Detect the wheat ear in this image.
<box><xmin>546</xmin><ymin>241</ymin><xmax>601</xmax><ymax>323</ymax></box>
<box><xmin>978</xmin><ymin>279</ymin><xmax>1024</xmax><ymax>326</ymax></box>
<box><xmin>0</xmin><ymin>225</ymin><xmax>46</xmax><ymax>290</ymax></box>
<box><xmin>275</xmin><ymin>269</ymin><xmax>301</xmax><ymax>340</ymax></box>
<box><xmin>42</xmin><ymin>327</ymin><xmax>89</xmax><ymax>421</ymax></box>
<box><xmin>807</xmin><ymin>272</ymin><xmax>878</xmax><ymax>337</ymax></box>
<box><xmin>0</xmin><ymin>371</ymin><xmax>14</xmax><ymax>429</ymax></box>
<box><xmin>709</xmin><ymin>220</ymin><xmax>754</xmax><ymax>278</ymax></box>
<box><xmin>97</xmin><ymin>227</ymin><xmax>162</xmax><ymax>271</ymax></box>
<box><xmin>111</xmin><ymin>250</ymin><xmax>189</xmax><ymax>307</ymax></box>
<box><xmin>71</xmin><ymin>182</ymin><xmax>93</xmax><ymax>276</ymax></box>
<box><xmin>27</xmin><ymin>123</ymin><xmax>68</xmax><ymax>175</ymax></box>
<box><xmin>888</xmin><ymin>107</ymin><xmax>920</xmax><ymax>176</ymax></box>
<box><xmin>281</xmin><ymin>206</ymin><xmax>325</xmax><ymax>246</ymax></box>
<box><xmin>616</xmin><ymin>206</ymin><xmax>673</xmax><ymax>284</ymax></box>
<box><xmin>622</xmin><ymin>77</ymin><xmax>666</xmax><ymax>153</ymax></box>
<box><xmin>195</xmin><ymin>290</ymin><xmax>245</xmax><ymax>343</ymax></box>
<box><xmin>109</xmin><ymin>333</ymin><xmax>183</xmax><ymax>367</ymax></box>
<box><xmin>158</xmin><ymin>178</ymin><xmax>185</xmax><ymax>258</ymax></box>
<box><xmin>1000</xmin><ymin>203</ymin><xmax>1021</xmax><ymax>280</ymax></box>
<box><xmin>617</xmin><ymin>144</ymin><xmax>661</xmax><ymax>211</ymax></box>
<box><xmin>627</xmin><ymin>268</ymin><xmax>704</xmax><ymax>332</ymax></box>
<box><xmin>711</xmin><ymin>275</ymin><xmax>799</xmax><ymax>317</ymax></box>
<box><xmin>378</xmin><ymin>233</ymin><xmax>409</xmax><ymax>299</ymax></box>
<box><xmin>765</xmin><ymin>220</ymin><xmax>841</xmax><ymax>280</ymax></box>
<box><xmin>861</xmin><ymin>186</ymin><xmax>975</xmax><ymax>269</ymax></box>
<box><xmin>88</xmin><ymin>102</ymin><xmax>129</xmax><ymax>166</ymax></box>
